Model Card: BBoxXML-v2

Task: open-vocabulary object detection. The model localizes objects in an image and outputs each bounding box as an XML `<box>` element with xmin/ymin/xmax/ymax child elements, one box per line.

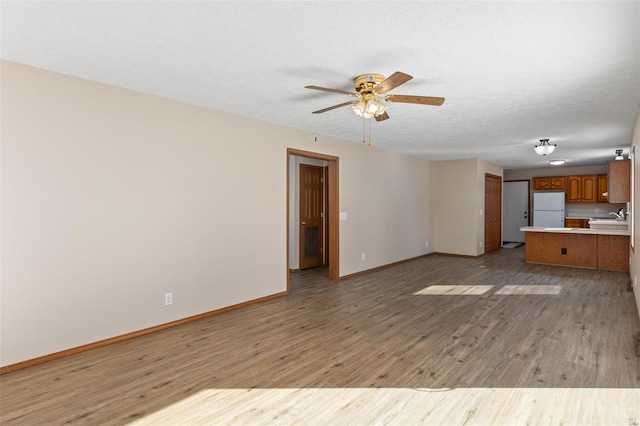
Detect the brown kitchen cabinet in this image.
<box><xmin>533</xmin><ymin>176</ymin><xmax>567</xmax><ymax>190</ymax></box>
<box><xmin>567</xmin><ymin>175</ymin><xmax>597</xmax><ymax>203</ymax></box>
<box><xmin>565</xmin><ymin>218</ymin><xmax>588</xmax><ymax>228</ymax></box>
<box><xmin>608</xmin><ymin>159</ymin><xmax>630</xmax><ymax>203</ymax></box>
<box><xmin>597</xmin><ymin>174</ymin><xmax>608</xmax><ymax>203</ymax></box>
<box><xmin>524</xmin><ymin>232</ymin><xmax>597</xmax><ymax>268</ymax></box>
<box><xmin>524</xmin><ymin>231</ymin><xmax>629</xmax><ymax>271</ymax></box>
<box><xmin>597</xmin><ymin>234</ymin><xmax>630</xmax><ymax>271</ymax></box>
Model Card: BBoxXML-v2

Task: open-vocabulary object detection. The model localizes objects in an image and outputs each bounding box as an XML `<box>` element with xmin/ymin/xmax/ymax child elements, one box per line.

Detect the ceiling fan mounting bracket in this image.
<box><xmin>354</xmin><ymin>73</ymin><xmax>386</xmax><ymax>93</ymax></box>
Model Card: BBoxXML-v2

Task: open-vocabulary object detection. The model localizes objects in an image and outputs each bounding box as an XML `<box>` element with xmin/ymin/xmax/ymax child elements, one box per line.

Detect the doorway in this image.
<box><xmin>503</xmin><ymin>180</ymin><xmax>529</xmax><ymax>244</ymax></box>
<box><xmin>287</xmin><ymin>148</ymin><xmax>339</xmax><ymax>289</ymax></box>
<box><xmin>484</xmin><ymin>173</ymin><xmax>502</xmax><ymax>253</ymax></box>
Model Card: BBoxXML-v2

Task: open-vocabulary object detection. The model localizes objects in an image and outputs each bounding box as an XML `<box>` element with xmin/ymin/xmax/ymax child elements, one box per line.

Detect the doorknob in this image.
<box><xmin>301</xmin><ymin>222</ymin><xmax>306</xmax><ymax>225</ymax></box>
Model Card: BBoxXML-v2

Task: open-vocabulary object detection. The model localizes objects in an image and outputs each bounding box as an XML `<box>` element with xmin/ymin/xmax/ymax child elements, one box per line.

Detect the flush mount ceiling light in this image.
<box><xmin>615</xmin><ymin>149</ymin><xmax>624</xmax><ymax>160</ymax></box>
<box><xmin>549</xmin><ymin>159</ymin><xmax>566</xmax><ymax>166</ymax></box>
<box><xmin>534</xmin><ymin>139</ymin><xmax>556</xmax><ymax>156</ymax></box>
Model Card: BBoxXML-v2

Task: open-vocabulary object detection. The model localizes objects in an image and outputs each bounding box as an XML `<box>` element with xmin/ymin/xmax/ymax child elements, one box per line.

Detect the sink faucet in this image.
<box><xmin>609</xmin><ymin>209</ymin><xmax>626</xmax><ymax>221</ymax></box>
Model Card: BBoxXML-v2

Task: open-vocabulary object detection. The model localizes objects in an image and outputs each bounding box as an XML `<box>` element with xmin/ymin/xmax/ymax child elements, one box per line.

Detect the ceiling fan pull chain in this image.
<box><xmin>368</xmin><ymin>118</ymin><xmax>372</xmax><ymax>147</ymax></box>
<box><xmin>362</xmin><ymin>117</ymin><xmax>367</xmax><ymax>144</ymax></box>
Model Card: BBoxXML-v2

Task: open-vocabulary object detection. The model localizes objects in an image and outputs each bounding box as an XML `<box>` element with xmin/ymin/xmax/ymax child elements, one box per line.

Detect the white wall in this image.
<box><xmin>628</xmin><ymin>104</ymin><xmax>640</xmax><ymax>322</ymax></box>
<box><xmin>0</xmin><ymin>61</ymin><xmax>438</xmax><ymax>366</ymax></box>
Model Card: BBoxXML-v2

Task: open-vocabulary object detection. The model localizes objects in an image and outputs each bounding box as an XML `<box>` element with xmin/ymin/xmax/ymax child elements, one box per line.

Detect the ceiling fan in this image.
<box><xmin>304</xmin><ymin>72</ymin><xmax>445</xmax><ymax>122</ymax></box>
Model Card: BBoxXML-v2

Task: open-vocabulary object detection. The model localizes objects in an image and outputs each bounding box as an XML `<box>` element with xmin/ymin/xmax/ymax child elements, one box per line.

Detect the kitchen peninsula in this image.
<box><xmin>520</xmin><ymin>226</ymin><xmax>630</xmax><ymax>271</ymax></box>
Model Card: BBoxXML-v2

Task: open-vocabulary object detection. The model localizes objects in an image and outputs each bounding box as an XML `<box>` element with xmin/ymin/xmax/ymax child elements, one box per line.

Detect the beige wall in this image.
<box><xmin>338</xmin><ymin>146</ymin><xmax>435</xmax><ymax>275</ymax></box>
<box><xmin>1</xmin><ymin>61</ymin><xmax>439</xmax><ymax>366</ymax></box>
<box><xmin>432</xmin><ymin>159</ymin><xmax>503</xmax><ymax>256</ymax></box>
<box><xmin>433</xmin><ymin>159</ymin><xmax>477</xmax><ymax>256</ymax></box>
<box><xmin>629</xmin><ymin>104</ymin><xmax>640</xmax><ymax>322</ymax></box>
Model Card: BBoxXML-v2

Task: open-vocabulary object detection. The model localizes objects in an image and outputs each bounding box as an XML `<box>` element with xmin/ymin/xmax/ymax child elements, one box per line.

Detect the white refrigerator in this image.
<box><xmin>533</xmin><ymin>192</ymin><xmax>565</xmax><ymax>227</ymax></box>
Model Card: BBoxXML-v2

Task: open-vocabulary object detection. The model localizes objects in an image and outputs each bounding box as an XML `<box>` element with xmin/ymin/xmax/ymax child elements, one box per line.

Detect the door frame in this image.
<box><xmin>323</xmin><ymin>165</ymin><xmax>329</xmax><ymax>266</ymax></box>
<box><xmin>287</xmin><ymin>148</ymin><xmax>339</xmax><ymax>288</ymax></box>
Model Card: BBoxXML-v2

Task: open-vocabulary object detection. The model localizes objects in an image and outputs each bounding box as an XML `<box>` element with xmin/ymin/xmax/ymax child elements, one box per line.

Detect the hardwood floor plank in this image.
<box><xmin>1</xmin><ymin>247</ymin><xmax>639</xmax><ymax>425</ymax></box>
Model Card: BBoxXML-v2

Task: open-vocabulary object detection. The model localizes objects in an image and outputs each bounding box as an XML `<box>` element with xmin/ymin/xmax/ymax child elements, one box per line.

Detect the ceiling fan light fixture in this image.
<box><xmin>372</xmin><ymin>100</ymin><xmax>387</xmax><ymax>117</ymax></box>
<box><xmin>352</xmin><ymin>100</ymin><xmax>367</xmax><ymax>117</ymax></box>
<box><xmin>353</xmin><ymin>97</ymin><xmax>386</xmax><ymax>118</ymax></box>
<box><xmin>615</xmin><ymin>149</ymin><xmax>624</xmax><ymax>160</ymax></box>
<box><xmin>534</xmin><ymin>139</ymin><xmax>556</xmax><ymax>156</ymax></box>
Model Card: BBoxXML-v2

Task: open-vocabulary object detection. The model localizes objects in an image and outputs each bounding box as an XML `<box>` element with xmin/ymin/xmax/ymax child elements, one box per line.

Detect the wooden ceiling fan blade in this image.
<box><xmin>305</xmin><ymin>85</ymin><xmax>357</xmax><ymax>96</ymax></box>
<box><xmin>374</xmin><ymin>72</ymin><xmax>413</xmax><ymax>94</ymax></box>
<box><xmin>385</xmin><ymin>94</ymin><xmax>445</xmax><ymax>106</ymax></box>
<box><xmin>312</xmin><ymin>101</ymin><xmax>357</xmax><ymax>114</ymax></box>
<box><xmin>375</xmin><ymin>111</ymin><xmax>390</xmax><ymax>122</ymax></box>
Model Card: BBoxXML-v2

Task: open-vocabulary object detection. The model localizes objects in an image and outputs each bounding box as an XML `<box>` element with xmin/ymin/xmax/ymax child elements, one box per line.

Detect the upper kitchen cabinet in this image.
<box><xmin>533</xmin><ymin>176</ymin><xmax>567</xmax><ymax>190</ymax></box>
<box><xmin>567</xmin><ymin>175</ymin><xmax>597</xmax><ymax>203</ymax></box>
<box><xmin>597</xmin><ymin>174</ymin><xmax>608</xmax><ymax>203</ymax></box>
<box><xmin>608</xmin><ymin>159</ymin><xmax>630</xmax><ymax>203</ymax></box>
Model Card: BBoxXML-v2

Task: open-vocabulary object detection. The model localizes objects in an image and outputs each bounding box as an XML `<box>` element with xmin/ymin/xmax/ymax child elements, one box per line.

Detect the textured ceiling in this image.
<box><xmin>2</xmin><ymin>1</ymin><xmax>639</xmax><ymax>169</ymax></box>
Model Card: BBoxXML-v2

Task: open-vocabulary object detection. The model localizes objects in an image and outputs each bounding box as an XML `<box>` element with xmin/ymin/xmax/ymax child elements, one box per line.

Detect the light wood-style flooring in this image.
<box><xmin>1</xmin><ymin>248</ymin><xmax>639</xmax><ymax>425</ymax></box>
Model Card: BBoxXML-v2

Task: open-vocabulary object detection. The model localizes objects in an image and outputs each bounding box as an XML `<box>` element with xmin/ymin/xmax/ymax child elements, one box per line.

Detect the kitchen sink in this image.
<box><xmin>588</xmin><ymin>218</ymin><xmax>628</xmax><ymax>229</ymax></box>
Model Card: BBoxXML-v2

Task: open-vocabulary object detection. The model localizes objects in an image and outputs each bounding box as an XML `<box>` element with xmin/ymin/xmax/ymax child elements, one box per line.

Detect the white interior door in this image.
<box><xmin>503</xmin><ymin>181</ymin><xmax>529</xmax><ymax>243</ymax></box>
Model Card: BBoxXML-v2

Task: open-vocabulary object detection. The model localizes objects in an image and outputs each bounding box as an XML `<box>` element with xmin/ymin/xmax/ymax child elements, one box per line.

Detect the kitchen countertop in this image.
<box><xmin>520</xmin><ymin>226</ymin><xmax>630</xmax><ymax>236</ymax></box>
<box><xmin>565</xmin><ymin>216</ymin><xmax>607</xmax><ymax>219</ymax></box>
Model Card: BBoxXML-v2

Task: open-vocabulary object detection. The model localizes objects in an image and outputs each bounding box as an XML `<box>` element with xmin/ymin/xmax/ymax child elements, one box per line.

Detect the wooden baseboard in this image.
<box><xmin>0</xmin><ymin>291</ymin><xmax>288</xmax><ymax>375</ymax></box>
<box><xmin>339</xmin><ymin>253</ymin><xmax>435</xmax><ymax>280</ymax></box>
<box><xmin>434</xmin><ymin>251</ymin><xmax>483</xmax><ymax>258</ymax></box>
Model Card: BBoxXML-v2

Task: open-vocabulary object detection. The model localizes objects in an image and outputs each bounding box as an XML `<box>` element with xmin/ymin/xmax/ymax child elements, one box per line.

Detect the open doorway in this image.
<box><xmin>287</xmin><ymin>149</ymin><xmax>339</xmax><ymax>290</ymax></box>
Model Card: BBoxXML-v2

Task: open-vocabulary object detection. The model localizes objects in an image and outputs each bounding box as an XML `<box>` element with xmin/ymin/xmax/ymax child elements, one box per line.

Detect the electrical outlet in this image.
<box><xmin>634</xmin><ymin>275</ymin><xmax>637</xmax><ymax>287</ymax></box>
<box><xmin>425</xmin><ymin>241</ymin><xmax>429</xmax><ymax>248</ymax></box>
<box><xmin>361</xmin><ymin>253</ymin><xmax>366</xmax><ymax>261</ymax></box>
<box><xmin>479</xmin><ymin>240</ymin><xmax>483</xmax><ymax>248</ymax></box>
<box><xmin>595</xmin><ymin>208</ymin><xmax>600</xmax><ymax>213</ymax></box>
<box><xmin>165</xmin><ymin>292</ymin><xmax>173</xmax><ymax>306</ymax></box>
